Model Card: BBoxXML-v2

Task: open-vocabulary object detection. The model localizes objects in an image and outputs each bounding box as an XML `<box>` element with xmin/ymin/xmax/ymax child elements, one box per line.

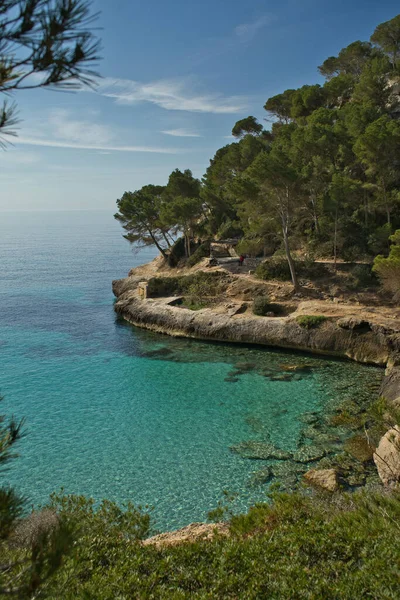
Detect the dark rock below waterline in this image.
<box><xmin>230</xmin><ymin>441</ymin><xmax>292</xmax><ymax>461</ymax></box>
<box><xmin>293</xmin><ymin>445</ymin><xmax>326</xmax><ymax>463</ymax></box>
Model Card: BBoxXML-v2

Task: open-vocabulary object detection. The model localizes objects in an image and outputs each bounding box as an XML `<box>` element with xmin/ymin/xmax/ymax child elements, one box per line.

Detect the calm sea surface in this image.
<box><xmin>0</xmin><ymin>211</ymin><xmax>382</xmax><ymax>530</ymax></box>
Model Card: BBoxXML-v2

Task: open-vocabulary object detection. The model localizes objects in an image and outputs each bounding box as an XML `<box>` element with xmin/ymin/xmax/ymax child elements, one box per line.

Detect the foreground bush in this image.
<box><xmin>19</xmin><ymin>489</ymin><xmax>398</xmax><ymax>599</ymax></box>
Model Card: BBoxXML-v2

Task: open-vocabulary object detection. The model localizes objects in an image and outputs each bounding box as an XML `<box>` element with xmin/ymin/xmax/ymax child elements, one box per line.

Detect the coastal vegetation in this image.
<box><xmin>115</xmin><ymin>14</ymin><xmax>400</xmax><ymax>296</ymax></box>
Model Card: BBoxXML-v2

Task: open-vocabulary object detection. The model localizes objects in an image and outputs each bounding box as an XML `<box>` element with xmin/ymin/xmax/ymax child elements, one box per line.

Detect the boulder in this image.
<box><xmin>373</xmin><ymin>426</ymin><xmax>400</xmax><ymax>486</ymax></box>
<box><xmin>304</xmin><ymin>468</ymin><xmax>339</xmax><ymax>492</ymax></box>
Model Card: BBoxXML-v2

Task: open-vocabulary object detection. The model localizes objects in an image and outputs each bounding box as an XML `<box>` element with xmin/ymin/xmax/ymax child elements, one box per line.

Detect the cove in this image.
<box><xmin>0</xmin><ymin>211</ymin><xmax>383</xmax><ymax>532</ymax></box>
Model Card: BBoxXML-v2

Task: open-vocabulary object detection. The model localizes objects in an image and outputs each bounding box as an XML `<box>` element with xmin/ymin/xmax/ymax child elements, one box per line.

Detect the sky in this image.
<box><xmin>1</xmin><ymin>0</ymin><xmax>400</xmax><ymax>212</ymax></box>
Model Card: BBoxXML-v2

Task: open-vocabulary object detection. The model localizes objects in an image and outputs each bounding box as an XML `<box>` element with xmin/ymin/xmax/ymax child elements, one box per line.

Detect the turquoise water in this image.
<box><xmin>0</xmin><ymin>211</ymin><xmax>382</xmax><ymax>531</ymax></box>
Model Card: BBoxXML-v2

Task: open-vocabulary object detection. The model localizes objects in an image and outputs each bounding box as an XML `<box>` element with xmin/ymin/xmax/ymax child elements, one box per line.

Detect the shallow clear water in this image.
<box><xmin>0</xmin><ymin>211</ymin><xmax>382</xmax><ymax>530</ymax></box>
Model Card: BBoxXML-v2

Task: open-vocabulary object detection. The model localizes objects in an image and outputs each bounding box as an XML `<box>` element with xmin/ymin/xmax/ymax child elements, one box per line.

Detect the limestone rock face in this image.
<box><xmin>373</xmin><ymin>426</ymin><xmax>400</xmax><ymax>486</ymax></box>
<box><xmin>142</xmin><ymin>522</ymin><xmax>229</xmax><ymax>548</ymax></box>
<box><xmin>304</xmin><ymin>468</ymin><xmax>339</xmax><ymax>492</ymax></box>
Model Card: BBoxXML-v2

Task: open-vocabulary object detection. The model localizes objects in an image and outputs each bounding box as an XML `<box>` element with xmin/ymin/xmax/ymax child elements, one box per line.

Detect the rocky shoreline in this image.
<box><xmin>112</xmin><ymin>265</ymin><xmax>400</xmax><ymax>499</ymax></box>
<box><xmin>113</xmin><ymin>273</ymin><xmax>400</xmax><ymax>368</ymax></box>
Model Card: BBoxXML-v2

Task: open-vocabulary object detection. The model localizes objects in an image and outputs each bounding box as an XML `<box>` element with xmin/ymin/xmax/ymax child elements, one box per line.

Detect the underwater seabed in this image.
<box><xmin>128</xmin><ymin>325</ymin><xmax>384</xmax><ymax>497</ymax></box>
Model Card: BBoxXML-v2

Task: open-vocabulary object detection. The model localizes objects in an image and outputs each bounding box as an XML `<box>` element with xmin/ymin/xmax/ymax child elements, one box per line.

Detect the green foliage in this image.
<box><xmin>255</xmin><ymin>257</ymin><xmax>292</xmax><ymax>281</ymax></box>
<box><xmin>116</xmin><ymin>13</ymin><xmax>400</xmax><ymax>282</ymax></box>
<box><xmin>28</xmin><ymin>489</ymin><xmax>400</xmax><ymax>599</ymax></box>
<box><xmin>115</xmin><ymin>185</ymin><xmax>170</xmax><ymax>258</ymax></box>
<box><xmin>252</xmin><ymin>297</ymin><xmax>286</xmax><ymax>316</ymax></box>
<box><xmin>347</xmin><ymin>264</ymin><xmax>377</xmax><ymax>289</ymax></box>
<box><xmin>318</xmin><ymin>41</ymin><xmax>373</xmax><ymax>79</ymax></box>
<box><xmin>252</xmin><ymin>297</ymin><xmax>271</xmax><ymax>316</ymax></box>
<box><xmin>370</xmin><ymin>14</ymin><xmax>400</xmax><ymax>67</ymax></box>
<box><xmin>186</xmin><ymin>240</ymin><xmax>211</xmax><ymax>267</ymax></box>
<box><xmin>296</xmin><ymin>315</ymin><xmax>328</xmax><ymax>329</ymax></box>
<box><xmin>235</xmin><ymin>237</ymin><xmax>265</xmax><ymax>258</ymax></box>
<box><xmin>232</xmin><ymin>116</ymin><xmax>263</xmax><ymax>138</ymax></box>
<box><xmin>373</xmin><ymin>229</ymin><xmax>400</xmax><ymax>298</ymax></box>
<box><xmin>147</xmin><ymin>271</ymin><xmax>227</xmax><ymax>299</ymax></box>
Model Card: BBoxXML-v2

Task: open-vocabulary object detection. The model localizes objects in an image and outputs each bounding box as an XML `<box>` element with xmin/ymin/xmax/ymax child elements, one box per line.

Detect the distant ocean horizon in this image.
<box><xmin>0</xmin><ymin>210</ymin><xmax>382</xmax><ymax>531</ymax></box>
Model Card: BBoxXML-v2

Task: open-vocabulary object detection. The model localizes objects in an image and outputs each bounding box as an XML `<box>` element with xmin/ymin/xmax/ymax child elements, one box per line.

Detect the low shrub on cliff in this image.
<box><xmin>147</xmin><ymin>276</ymin><xmax>182</xmax><ymax>297</ymax></box>
<box><xmin>296</xmin><ymin>315</ymin><xmax>327</xmax><ymax>329</ymax></box>
<box><xmin>147</xmin><ymin>271</ymin><xmax>228</xmax><ymax>300</ymax></box>
<box><xmin>253</xmin><ymin>297</ymin><xmax>286</xmax><ymax>316</ymax></box>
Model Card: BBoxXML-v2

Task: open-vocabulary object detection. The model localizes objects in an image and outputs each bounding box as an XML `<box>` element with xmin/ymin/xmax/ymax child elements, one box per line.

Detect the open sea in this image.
<box><xmin>0</xmin><ymin>210</ymin><xmax>382</xmax><ymax>531</ymax></box>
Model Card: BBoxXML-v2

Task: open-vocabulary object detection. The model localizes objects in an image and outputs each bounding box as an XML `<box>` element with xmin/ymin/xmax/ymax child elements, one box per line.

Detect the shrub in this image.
<box><xmin>255</xmin><ymin>257</ymin><xmax>329</xmax><ymax>282</ymax></box>
<box><xmin>167</xmin><ymin>237</ymin><xmax>186</xmax><ymax>267</ymax></box>
<box><xmin>296</xmin><ymin>315</ymin><xmax>327</xmax><ymax>329</ymax></box>
<box><xmin>236</xmin><ymin>238</ymin><xmax>265</xmax><ymax>258</ymax></box>
<box><xmin>148</xmin><ymin>271</ymin><xmax>228</xmax><ymax>301</ymax></box>
<box><xmin>347</xmin><ymin>264</ymin><xmax>377</xmax><ymax>290</ymax></box>
<box><xmin>255</xmin><ymin>257</ymin><xmax>291</xmax><ymax>281</ymax></box>
<box><xmin>186</xmin><ymin>240</ymin><xmax>211</xmax><ymax>267</ymax></box>
<box><xmin>40</xmin><ymin>489</ymin><xmax>400</xmax><ymax>599</ymax></box>
<box><xmin>252</xmin><ymin>297</ymin><xmax>286</xmax><ymax>316</ymax></box>
<box><xmin>252</xmin><ymin>297</ymin><xmax>272</xmax><ymax>316</ymax></box>
<box><xmin>373</xmin><ymin>229</ymin><xmax>400</xmax><ymax>299</ymax></box>
<box><xmin>147</xmin><ymin>276</ymin><xmax>182</xmax><ymax>297</ymax></box>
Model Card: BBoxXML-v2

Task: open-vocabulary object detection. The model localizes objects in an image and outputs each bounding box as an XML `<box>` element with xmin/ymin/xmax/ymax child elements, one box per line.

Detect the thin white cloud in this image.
<box><xmin>14</xmin><ymin>136</ymin><xmax>181</xmax><ymax>154</ymax></box>
<box><xmin>14</xmin><ymin>108</ymin><xmax>181</xmax><ymax>154</ymax></box>
<box><xmin>48</xmin><ymin>109</ymin><xmax>112</xmax><ymax>145</ymax></box>
<box><xmin>234</xmin><ymin>15</ymin><xmax>272</xmax><ymax>43</ymax></box>
<box><xmin>92</xmin><ymin>77</ymin><xmax>247</xmax><ymax>114</ymax></box>
<box><xmin>161</xmin><ymin>128</ymin><xmax>202</xmax><ymax>138</ymax></box>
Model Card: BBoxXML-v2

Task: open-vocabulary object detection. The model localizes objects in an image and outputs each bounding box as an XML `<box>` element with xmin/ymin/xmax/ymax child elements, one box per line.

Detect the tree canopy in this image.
<box><xmin>116</xmin><ymin>13</ymin><xmax>400</xmax><ymax>289</ymax></box>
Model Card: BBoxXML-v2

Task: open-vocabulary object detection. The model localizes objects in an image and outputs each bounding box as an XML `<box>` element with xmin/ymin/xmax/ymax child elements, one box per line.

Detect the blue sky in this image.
<box><xmin>1</xmin><ymin>0</ymin><xmax>399</xmax><ymax>211</ymax></box>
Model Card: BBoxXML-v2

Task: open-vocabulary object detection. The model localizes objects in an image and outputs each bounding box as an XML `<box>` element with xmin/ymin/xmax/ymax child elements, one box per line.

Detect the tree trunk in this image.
<box><xmin>148</xmin><ymin>230</ymin><xmax>167</xmax><ymax>259</ymax></box>
<box><xmin>161</xmin><ymin>231</ymin><xmax>172</xmax><ymax>248</ymax></box>
<box><xmin>363</xmin><ymin>191</ymin><xmax>368</xmax><ymax>228</ymax></box>
<box><xmin>310</xmin><ymin>191</ymin><xmax>320</xmax><ymax>235</ymax></box>
<box><xmin>333</xmin><ymin>206</ymin><xmax>338</xmax><ymax>272</ymax></box>
<box><xmin>382</xmin><ymin>179</ymin><xmax>391</xmax><ymax>226</ymax></box>
<box><xmin>282</xmin><ymin>222</ymin><xmax>299</xmax><ymax>291</ymax></box>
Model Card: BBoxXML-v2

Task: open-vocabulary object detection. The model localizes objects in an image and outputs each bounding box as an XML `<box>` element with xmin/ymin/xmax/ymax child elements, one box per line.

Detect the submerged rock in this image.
<box><xmin>230</xmin><ymin>441</ymin><xmax>292</xmax><ymax>461</ymax></box>
<box><xmin>304</xmin><ymin>468</ymin><xmax>339</xmax><ymax>492</ymax></box>
<box><xmin>302</xmin><ymin>426</ymin><xmax>341</xmax><ymax>447</ymax></box>
<box><xmin>249</xmin><ymin>466</ymin><xmax>273</xmax><ymax>486</ymax></box>
<box><xmin>299</xmin><ymin>412</ymin><xmax>320</xmax><ymax>425</ymax></box>
<box><xmin>143</xmin><ymin>347</ymin><xmax>174</xmax><ymax>358</ymax></box>
<box><xmin>344</xmin><ymin>434</ymin><xmax>375</xmax><ymax>463</ymax></box>
<box><xmin>270</xmin><ymin>461</ymin><xmax>307</xmax><ymax>478</ymax></box>
<box><xmin>293</xmin><ymin>445</ymin><xmax>326</xmax><ymax>463</ymax></box>
<box><xmin>373</xmin><ymin>426</ymin><xmax>400</xmax><ymax>486</ymax></box>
